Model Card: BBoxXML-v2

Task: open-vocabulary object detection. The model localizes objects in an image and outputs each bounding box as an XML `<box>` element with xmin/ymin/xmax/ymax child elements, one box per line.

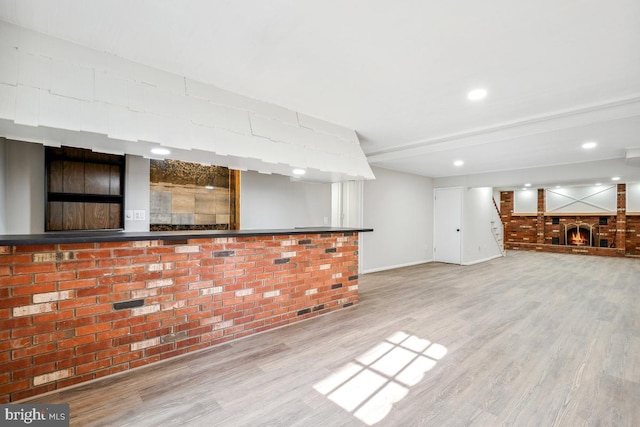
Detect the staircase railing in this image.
<box><xmin>491</xmin><ymin>197</ymin><xmax>506</xmax><ymax>256</ymax></box>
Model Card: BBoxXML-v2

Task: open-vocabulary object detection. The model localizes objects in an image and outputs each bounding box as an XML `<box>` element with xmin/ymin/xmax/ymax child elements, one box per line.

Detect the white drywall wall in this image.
<box><xmin>628</xmin><ymin>182</ymin><xmax>640</xmax><ymax>212</ymax></box>
<box><xmin>124</xmin><ymin>155</ymin><xmax>151</xmax><ymax>232</ymax></box>
<box><xmin>462</xmin><ymin>187</ymin><xmax>503</xmax><ymax>265</ymax></box>
<box><xmin>0</xmin><ymin>138</ymin><xmax>6</xmax><ymax>234</ymax></box>
<box><xmin>240</xmin><ymin>171</ymin><xmax>331</xmax><ymax>229</ymax></box>
<box><xmin>4</xmin><ymin>139</ymin><xmax>44</xmax><ymax>234</ymax></box>
<box><xmin>361</xmin><ymin>167</ymin><xmax>433</xmax><ymax>273</ymax></box>
<box><xmin>514</xmin><ymin>189</ymin><xmax>537</xmax><ymax>213</ymax></box>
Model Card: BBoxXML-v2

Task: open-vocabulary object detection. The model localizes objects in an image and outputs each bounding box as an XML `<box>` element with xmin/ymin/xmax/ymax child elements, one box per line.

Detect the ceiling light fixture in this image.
<box><xmin>595</xmin><ymin>182</ymin><xmax>602</xmax><ymax>186</ymax></box>
<box><xmin>150</xmin><ymin>147</ymin><xmax>171</xmax><ymax>155</ymax></box>
<box><xmin>467</xmin><ymin>88</ymin><xmax>487</xmax><ymax>101</ymax></box>
<box><xmin>292</xmin><ymin>168</ymin><xmax>306</xmax><ymax>176</ymax></box>
<box><xmin>581</xmin><ymin>141</ymin><xmax>597</xmax><ymax>149</ymax></box>
<box><xmin>453</xmin><ymin>160</ymin><xmax>464</xmax><ymax>167</ymax></box>
<box><xmin>524</xmin><ymin>183</ymin><xmax>531</xmax><ymax>187</ymax></box>
<box><xmin>611</xmin><ymin>176</ymin><xmax>621</xmax><ymax>181</ymax></box>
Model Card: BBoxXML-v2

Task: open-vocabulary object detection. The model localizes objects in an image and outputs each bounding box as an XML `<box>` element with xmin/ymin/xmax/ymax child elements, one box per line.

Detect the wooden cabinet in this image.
<box><xmin>45</xmin><ymin>147</ymin><xmax>125</xmax><ymax>231</ymax></box>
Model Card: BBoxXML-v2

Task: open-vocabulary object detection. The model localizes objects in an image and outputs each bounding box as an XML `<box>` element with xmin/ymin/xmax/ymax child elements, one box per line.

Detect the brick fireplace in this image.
<box><xmin>500</xmin><ymin>184</ymin><xmax>640</xmax><ymax>257</ymax></box>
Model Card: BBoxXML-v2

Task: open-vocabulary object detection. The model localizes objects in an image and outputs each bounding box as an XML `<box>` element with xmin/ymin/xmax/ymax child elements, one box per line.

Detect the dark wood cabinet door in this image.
<box><xmin>46</xmin><ymin>147</ymin><xmax>125</xmax><ymax>231</ymax></box>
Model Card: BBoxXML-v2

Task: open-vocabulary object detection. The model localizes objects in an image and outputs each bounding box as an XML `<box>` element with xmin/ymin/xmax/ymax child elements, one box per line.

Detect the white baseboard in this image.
<box><xmin>462</xmin><ymin>253</ymin><xmax>504</xmax><ymax>266</ymax></box>
<box><xmin>362</xmin><ymin>259</ymin><xmax>433</xmax><ymax>274</ymax></box>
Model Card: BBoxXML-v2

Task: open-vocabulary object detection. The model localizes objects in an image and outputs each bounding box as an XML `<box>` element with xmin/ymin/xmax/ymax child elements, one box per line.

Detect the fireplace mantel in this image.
<box><xmin>511</xmin><ymin>212</ymin><xmax>616</xmax><ymax>217</ymax></box>
<box><xmin>543</xmin><ymin>212</ymin><xmax>616</xmax><ymax>217</ymax></box>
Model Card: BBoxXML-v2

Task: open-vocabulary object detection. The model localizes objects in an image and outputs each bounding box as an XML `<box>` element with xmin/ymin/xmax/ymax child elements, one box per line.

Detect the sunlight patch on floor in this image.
<box><xmin>313</xmin><ymin>331</ymin><xmax>447</xmax><ymax>425</ymax></box>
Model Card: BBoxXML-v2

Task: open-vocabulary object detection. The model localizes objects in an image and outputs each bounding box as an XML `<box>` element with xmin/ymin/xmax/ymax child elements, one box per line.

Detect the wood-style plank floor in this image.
<box><xmin>25</xmin><ymin>251</ymin><xmax>640</xmax><ymax>426</ymax></box>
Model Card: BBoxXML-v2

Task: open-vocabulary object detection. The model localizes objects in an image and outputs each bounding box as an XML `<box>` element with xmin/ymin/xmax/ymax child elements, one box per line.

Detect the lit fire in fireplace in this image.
<box><xmin>570</xmin><ymin>229</ymin><xmax>589</xmax><ymax>246</ymax></box>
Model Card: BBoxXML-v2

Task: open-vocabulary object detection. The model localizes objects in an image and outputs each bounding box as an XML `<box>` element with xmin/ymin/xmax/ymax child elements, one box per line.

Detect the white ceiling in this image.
<box><xmin>1</xmin><ymin>0</ymin><xmax>640</xmax><ymax>187</ymax></box>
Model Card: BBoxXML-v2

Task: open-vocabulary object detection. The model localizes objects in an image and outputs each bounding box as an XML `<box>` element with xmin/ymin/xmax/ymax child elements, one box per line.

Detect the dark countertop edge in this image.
<box><xmin>0</xmin><ymin>227</ymin><xmax>374</xmax><ymax>246</ymax></box>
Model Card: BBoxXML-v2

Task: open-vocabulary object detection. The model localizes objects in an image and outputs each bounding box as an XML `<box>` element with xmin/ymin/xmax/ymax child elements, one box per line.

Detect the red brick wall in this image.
<box><xmin>626</xmin><ymin>216</ymin><xmax>640</xmax><ymax>255</ymax></box>
<box><xmin>0</xmin><ymin>233</ymin><xmax>360</xmax><ymax>402</ymax></box>
<box><xmin>616</xmin><ymin>183</ymin><xmax>627</xmax><ymax>251</ymax></box>
<box><xmin>499</xmin><ymin>191</ymin><xmax>513</xmax><ymax>225</ymax></box>
<box><xmin>537</xmin><ymin>189</ymin><xmax>545</xmax><ymax>244</ymax></box>
<box><xmin>506</xmin><ymin>215</ymin><xmax>538</xmax><ymax>244</ymax></box>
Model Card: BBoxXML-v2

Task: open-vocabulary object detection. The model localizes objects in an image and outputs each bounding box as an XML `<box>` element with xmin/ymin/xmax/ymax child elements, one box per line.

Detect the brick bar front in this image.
<box><xmin>0</xmin><ymin>232</ymin><xmax>361</xmax><ymax>402</ymax></box>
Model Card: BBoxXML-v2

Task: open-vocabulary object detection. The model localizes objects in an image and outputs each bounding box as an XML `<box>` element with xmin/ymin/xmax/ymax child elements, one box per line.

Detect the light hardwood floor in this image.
<box><xmin>25</xmin><ymin>251</ymin><xmax>640</xmax><ymax>426</ymax></box>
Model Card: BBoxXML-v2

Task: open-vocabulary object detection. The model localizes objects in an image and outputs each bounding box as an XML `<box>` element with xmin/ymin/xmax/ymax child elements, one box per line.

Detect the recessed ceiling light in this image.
<box><xmin>467</xmin><ymin>88</ymin><xmax>487</xmax><ymax>101</ymax></box>
<box><xmin>524</xmin><ymin>183</ymin><xmax>531</xmax><ymax>187</ymax></box>
<box><xmin>453</xmin><ymin>160</ymin><xmax>464</xmax><ymax>167</ymax></box>
<box><xmin>205</xmin><ymin>185</ymin><xmax>214</xmax><ymax>190</ymax></box>
<box><xmin>595</xmin><ymin>182</ymin><xmax>602</xmax><ymax>186</ymax></box>
<box><xmin>522</xmin><ymin>188</ymin><xmax>528</xmax><ymax>191</ymax></box>
<box><xmin>582</xmin><ymin>141</ymin><xmax>597</xmax><ymax>149</ymax></box>
<box><xmin>151</xmin><ymin>147</ymin><xmax>171</xmax><ymax>155</ymax></box>
<box><xmin>555</xmin><ymin>185</ymin><xmax>561</xmax><ymax>188</ymax></box>
<box><xmin>611</xmin><ymin>176</ymin><xmax>621</xmax><ymax>181</ymax></box>
<box><xmin>292</xmin><ymin>168</ymin><xmax>306</xmax><ymax>176</ymax></box>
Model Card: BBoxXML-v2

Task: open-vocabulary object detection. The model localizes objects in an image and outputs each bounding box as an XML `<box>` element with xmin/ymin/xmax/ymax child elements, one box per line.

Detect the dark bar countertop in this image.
<box><xmin>0</xmin><ymin>227</ymin><xmax>373</xmax><ymax>246</ymax></box>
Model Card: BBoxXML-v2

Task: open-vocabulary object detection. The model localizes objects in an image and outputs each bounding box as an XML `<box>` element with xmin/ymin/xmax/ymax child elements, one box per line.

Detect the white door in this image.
<box><xmin>434</xmin><ymin>187</ymin><xmax>462</xmax><ymax>264</ymax></box>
